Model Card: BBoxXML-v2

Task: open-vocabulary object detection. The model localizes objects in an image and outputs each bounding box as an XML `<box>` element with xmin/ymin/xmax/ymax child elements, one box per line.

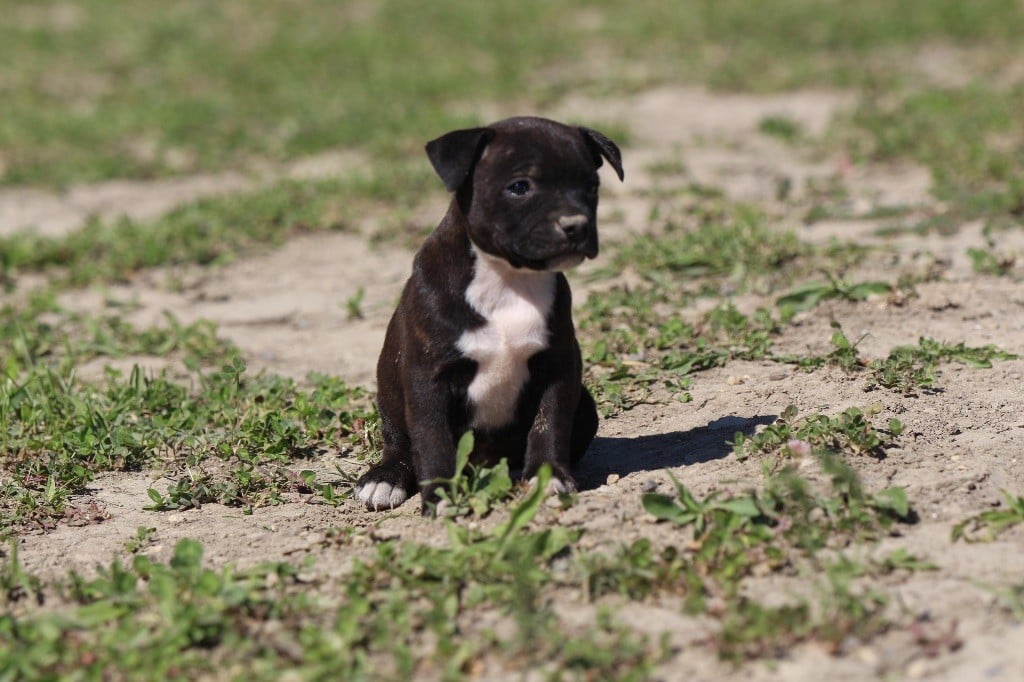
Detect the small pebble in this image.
<box><xmin>854</xmin><ymin>645</ymin><xmax>879</xmax><ymax>666</ymax></box>
<box><xmin>906</xmin><ymin>659</ymin><xmax>928</xmax><ymax>679</ymax></box>
<box><xmin>641</xmin><ymin>479</ymin><xmax>660</xmax><ymax>493</ymax></box>
<box><xmin>606</xmin><ymin>473</ymin><xmax>621</xmax><ymax>485</ymax></box>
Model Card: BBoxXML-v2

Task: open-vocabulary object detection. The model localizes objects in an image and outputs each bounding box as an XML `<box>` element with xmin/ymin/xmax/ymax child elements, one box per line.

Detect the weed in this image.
<box><xmin>0</xmin><ymin>170</ymin><xmax>437</xmax><ymax>291</ymax></box>
<box><xmin>777</xmin><ymin>276</ymin><xmax>891</xmax><ymax>321</ymax></box>
<box><xmin>611</xmin><ymin>203</ymin><xmax>807</xmax><ymax>292</ymax></box>
<box><xmin>759</xmin><ymin>115</ymin><xmax>803</xmax><ymax>143</ymax></box>
<box><xmin>338</xmin><ymin>465</ymin><xmax>664</xmax><ymax>678</ymax></box>
<box><xmin>122</xmin><ymin>527</ymin><xmax>158</xmax><ymax>555</ymax></box>
<box><xmin>786</xmin><ymin>324</ymin><xmax>1017</xmax><ymax>395</ymax></box>
<box><xmin>640</xmin><ymin>460</ymin><xmax>911</xmax><ymax>660</ymax></box>
<box><xmin>967</xmin><ymin>245</ymin><xmax>1016</xmax><ymax>276</ymax></box>
<box><xmin>716</xmin><ymin>599</ymin><xmax>813</xmax><ymax>661</ymax></box>
<box><xmin>838</xmin><ymin>84</ymin><xmax>1024</xmax><ymax>226</ymax></box>
<box><xmin>1</xmin><ymin>358</ymin><xmax>375</xmax><ymax>532</ymax></box>
<box><xmin>1</xmin><ymin>539</ymin><xmax>316</xmax><ymax>679</ymax></box>
<box><xmin>582</xmin><ymin>297</ymin><xmax>780</xmax><ymax>416</ymax></box>
<box><xmin>952</xmin><ymin>490</ymin><xmax>1024</xmax><ymax>542</ymax></box>
<box><xmin>813</xmin><ymin>556</ymin><xmax>890</xmax><ymax>651</ymax></box>
<box><xmin>733</xmin><ymin>404</ymin><xmax>900</xmax><ymax>460</ymax></box>
<box><xmin>988</xmin><ymin>582</ymin><xmax>1024</xmax><ymax>621</ymax></box>
<box><xmin>867</xmin><ymin>337</ymin><xmax>1017</xmax><ymax>394</ymax></box>
<box><xmin>872</xmin><ymin>548</ymin><xmax>938</xmax><ymax>574</ymax></box>
<box><xmin>345</xmin><ymin>287</ymin><xmax>366</xmax><ymax>320</ymax></box>
<box><xmin>578</xmin><ymin>539</ymin><xmax>695</xmax><ymax>602</ymax></box>
<box><xmin>1</xmin><ymin>542</ymin><xmax>43</xmax><ymax>610</ymax></box>
<box><xmin>1</xmin><ymin>298</ymin><xmax>235</xmax><ymax>376</ymax></box>
<box><xmin>431</xmin><ymin>432</ymin><xmax>517</xmax><ymax>518</ymax></box>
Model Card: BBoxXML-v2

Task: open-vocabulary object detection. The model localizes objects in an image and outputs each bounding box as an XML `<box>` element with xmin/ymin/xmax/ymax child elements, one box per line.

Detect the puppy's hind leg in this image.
<box><xmin>570</xmin><ymin>386</ymin><xmax>599</xmax><ymax>467</ymax></box>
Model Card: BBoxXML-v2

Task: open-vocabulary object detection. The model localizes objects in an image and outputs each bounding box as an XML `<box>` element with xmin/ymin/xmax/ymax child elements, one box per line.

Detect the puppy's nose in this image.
<box><xmin>557</xmin><ymin>214</ymin><xmax>590</xmax><ymax>242</ymax></box>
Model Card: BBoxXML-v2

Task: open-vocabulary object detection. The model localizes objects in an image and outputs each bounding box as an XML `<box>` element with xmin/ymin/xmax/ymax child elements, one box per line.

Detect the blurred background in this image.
<box><xmin>3</xmin><ymin>0</ymin><xmax>1024</xmax><ymax>206</ymax></box>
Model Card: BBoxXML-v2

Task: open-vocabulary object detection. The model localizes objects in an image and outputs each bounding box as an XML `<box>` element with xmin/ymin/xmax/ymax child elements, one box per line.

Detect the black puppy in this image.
<box><xmin>355</xmin><ymin>116</ymin><xmax>623</xmax><ymax>513</ymax></box>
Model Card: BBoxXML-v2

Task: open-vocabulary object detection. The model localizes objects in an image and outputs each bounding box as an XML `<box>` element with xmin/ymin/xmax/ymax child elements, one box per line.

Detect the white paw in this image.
<box><xmin>527</xmin><ymin>475</ymin><xmax>576</xmax><ymax>496</ymax></box>
<box><xmin>435</xmin><ymin>498</ymin><xmax>451</xmax><ymax>517</ymax></box>
<box><xmin>356</xmin><ymin>481</ymin><xmax>409</xmax><ymax>511</ymax></box>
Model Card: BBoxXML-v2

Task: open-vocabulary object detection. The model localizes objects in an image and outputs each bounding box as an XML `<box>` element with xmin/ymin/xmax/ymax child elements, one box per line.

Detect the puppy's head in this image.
<box><xmin>426</xmin><ymin>117</ymin><xmax>624</xmax><ymax>272</ymax></box>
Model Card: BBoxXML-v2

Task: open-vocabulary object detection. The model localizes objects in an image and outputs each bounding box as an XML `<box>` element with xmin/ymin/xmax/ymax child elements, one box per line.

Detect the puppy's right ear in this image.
<box><xmin>425</xmin><ymin>127</ymin><xmax>495</xmax><ymax>192</ymax></box>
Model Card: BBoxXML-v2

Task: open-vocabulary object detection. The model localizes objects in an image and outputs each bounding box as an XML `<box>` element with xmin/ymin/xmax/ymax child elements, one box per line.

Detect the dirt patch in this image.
<box><xmin>0</xmin><ymin>150</ymin><xmax>362</xmax><ymax>238</ymax></box>
<box><xmin>8</xmin><ymin>87</ymin><xmax>1024</xmax><ymax>680</ymax></box>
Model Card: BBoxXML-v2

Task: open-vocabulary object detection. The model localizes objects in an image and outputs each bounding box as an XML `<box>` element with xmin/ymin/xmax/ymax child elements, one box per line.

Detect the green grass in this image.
<box><xmin>787</xmin><ymin>326</ymin><xmax>1020</xmax><ymax>395</ymax></box>
<box><xmin>2</xmin><ymin>0</ymin><xmax>1023</xmax><ymax>186</ymax></box>
<box><xmin>952</xmin><ymin>491</ymin><xmax>1024</xmax><ymax>542</ymax></box>
<box><xmin>732</xmin><ymin>404</ymin><xmax>903</xmax><ymax>461</ymax></box>
<box><xmin>968</xmin><ymin>244</ymin><xmax>1017</xmax><ymax>276</ymax></box>
<box><xmin>1</xmin><ymin>291</ymin><xmax>234</xmax><ymax>377</ymax></box>
<box><xmin>639</xmin><ymin>455</ymin><xmax>911</xmax><ymax>660</ymax></box>
<box><xmin>1</xmin><ymin>167</ymin><xmax>434</xmax><ymax>289</ymax></box>
<box><xmin>835</xmin><ymin>85</ymin><xmax>1024</xmax><ymax>226</ymax></box>
<box><xmin>759</xmin><ymin>115</ymin><xmax>803</xmax><ymax>143</ymax></box>
<box><xmin>1</xmin><ymin>472</ymin><xmax>666</xmax><ymax>680</ymax></box>
<box><xmin>1</xmin><ymin>347</ymin><xmax>375</xmax><ymax>533</ymax></box>
<box><xmin>1</xmin><ymin>456</ymin><xmax>925</xmax><ymax>676</ymax></box>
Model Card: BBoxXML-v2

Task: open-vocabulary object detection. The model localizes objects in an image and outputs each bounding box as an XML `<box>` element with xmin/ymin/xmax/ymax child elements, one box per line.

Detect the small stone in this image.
<box><xmin>906</xmin><ymin>659</ymin><xmax>928</xmax><ymax>679</ymax></box>
<box><xmin>854</xmin><ymin>645</ymin><xmax>879</xmax><ymax>666</ymax></box>
<box><xmin>641</xmin><ymin>479</ymin><xmax>660</xmax><ymax>493</ymax></box>
<box><xmin>606</xmin><ymin>474</ymin><xmax>621</xmax><ymax>485</ymax></box>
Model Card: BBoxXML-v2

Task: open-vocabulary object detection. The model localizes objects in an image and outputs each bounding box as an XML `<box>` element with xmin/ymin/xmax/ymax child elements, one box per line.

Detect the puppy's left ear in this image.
<box><xmin>579</xmin><ymin>127</ymin><xmax>624</xmax><ymax>181</ymax></box>
<box><xmin>425</xmin><ymin>127</ymin><xmax>495</xmax><ymax>192</ymax></box>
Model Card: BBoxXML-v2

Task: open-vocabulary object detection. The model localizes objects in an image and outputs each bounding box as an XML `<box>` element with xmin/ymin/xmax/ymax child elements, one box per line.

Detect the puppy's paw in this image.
<box><xmin>354</xmin><ymin>463</ymin><xmax>416</xmax><ymax>511</ymax></box>
<box><xmin>527</xmin><ymin>473</ymin><xmax>578</xmax><ymax>496</ymax></box>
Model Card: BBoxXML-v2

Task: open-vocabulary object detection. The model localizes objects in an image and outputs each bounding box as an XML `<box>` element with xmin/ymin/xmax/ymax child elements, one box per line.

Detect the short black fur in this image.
<box><xmin>355</xmin><ymin>117</ymin><xmax>623</xmax><ymax>514</ymax></box>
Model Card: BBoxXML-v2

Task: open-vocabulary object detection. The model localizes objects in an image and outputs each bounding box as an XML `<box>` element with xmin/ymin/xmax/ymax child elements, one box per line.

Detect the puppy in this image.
<box><xmin>354</xmin><ymin>116</ymin><xmax>623</xmax><ymax>513</ymax></box>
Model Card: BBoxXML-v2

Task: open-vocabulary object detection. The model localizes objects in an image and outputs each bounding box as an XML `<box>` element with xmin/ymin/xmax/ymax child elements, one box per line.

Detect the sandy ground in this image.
<box><xmin>6</xmin><ymin>87</ymin><xmax>1024</xmax><ymax>680</ymax></box>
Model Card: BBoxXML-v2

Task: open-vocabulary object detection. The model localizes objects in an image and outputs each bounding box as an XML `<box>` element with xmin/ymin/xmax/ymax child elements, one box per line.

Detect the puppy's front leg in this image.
<box><xmin>522</xmin><ymin>371</ymin><xmax>579</xmax><ymax>495</ymax></box>
<box><xmin>404</xmin><ymin>373</ymin><xmax>459</xmax><ymax>515</ymax></box>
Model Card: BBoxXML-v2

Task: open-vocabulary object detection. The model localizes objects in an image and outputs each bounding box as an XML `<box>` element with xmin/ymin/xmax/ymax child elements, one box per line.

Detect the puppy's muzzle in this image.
<box><xmin>557</xmin><ymin>214</ymin><xmax>591</xmax><ymax>244</ymax></box>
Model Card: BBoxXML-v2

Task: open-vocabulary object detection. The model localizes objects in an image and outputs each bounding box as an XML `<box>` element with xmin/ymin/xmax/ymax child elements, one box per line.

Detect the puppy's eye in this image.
<box><xmin>505</xmin><ymin>180</ymin><xmax>531</xmax><ymax>196</ymax></box>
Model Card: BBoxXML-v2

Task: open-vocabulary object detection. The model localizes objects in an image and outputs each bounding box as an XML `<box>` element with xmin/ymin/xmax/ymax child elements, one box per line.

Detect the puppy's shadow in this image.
<box><xmin>575</xmin><ymin>414</ymin><xmax>777</xmax><ymax>491</ymax></box>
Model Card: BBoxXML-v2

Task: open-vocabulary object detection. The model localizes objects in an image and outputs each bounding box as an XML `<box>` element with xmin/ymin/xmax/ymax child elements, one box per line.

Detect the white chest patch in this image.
<box><xmin>457</xmin><ymin>248</ymin><xmax>556</xmax><ymax>430</ymax></box>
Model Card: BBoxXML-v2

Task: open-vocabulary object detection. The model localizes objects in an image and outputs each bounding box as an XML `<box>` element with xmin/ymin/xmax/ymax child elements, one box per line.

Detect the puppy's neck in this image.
<box><xmin>465</xmin><ymin>244</ymin><xmax>556</xmax><ymax>318</ymax></box>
